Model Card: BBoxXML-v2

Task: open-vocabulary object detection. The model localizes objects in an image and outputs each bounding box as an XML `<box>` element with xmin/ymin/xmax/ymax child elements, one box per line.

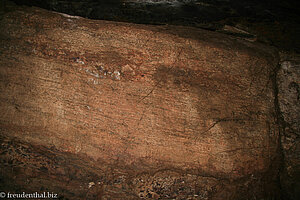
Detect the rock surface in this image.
<box><xmin>278</xmin><ymin>53</ymin><xmax>300</xmax><ymax>200</ymax></box>
<box><xmin>10</xmin><ymin>0</ymin><xmax>300</xmax><ymax>53</ymax></box>
<box><xmin>0</xmin><ymin>3</ymin><xmax>283</xmax><ymax>200</ymax></box>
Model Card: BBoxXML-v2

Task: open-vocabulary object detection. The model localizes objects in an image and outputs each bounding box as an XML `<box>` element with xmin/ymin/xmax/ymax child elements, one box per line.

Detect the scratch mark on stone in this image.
<box><xmin>195</xmin><ymin>118</ymin><xmax>246</xmax><ymax>140</ymax></box>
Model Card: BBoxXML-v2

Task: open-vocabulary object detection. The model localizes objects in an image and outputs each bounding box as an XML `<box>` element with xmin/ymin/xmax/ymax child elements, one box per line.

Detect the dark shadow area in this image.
<box><xmin>9</xmin><ymin>0</ymin><xmax>300</xmax><ymax>52</ymax></box>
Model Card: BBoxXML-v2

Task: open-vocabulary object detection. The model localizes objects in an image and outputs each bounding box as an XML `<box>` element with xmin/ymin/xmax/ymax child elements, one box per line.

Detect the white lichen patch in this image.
<box><xmin>83</xmin><ymin>64</ymin><xmax>121</xmax><ymax>81</ymax></box>
<box><xmin>85</xmin><ymin>68</ymin><xmax>99</xmax><ymax>78</ymax></box>
<box><xmin>113</xmin><ymin>70</ymin><xmax>121</xmax><ymax>80</ymax></box>
<box><xmin>93</xmin><ymin>79</ymin><xmax>100</xmax><ymax>84</ymax></box>
<box><xmin>75</xmin><ymin>143</ymin><xmax>81</xmax><ymax>153</ymax></box>
<box><xmin>87</xmin><ymin>77</ymin><xmax>101</xmax><ymax>85</ymax></box>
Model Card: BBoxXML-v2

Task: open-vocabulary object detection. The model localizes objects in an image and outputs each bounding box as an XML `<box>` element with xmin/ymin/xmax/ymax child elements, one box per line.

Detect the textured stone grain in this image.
<box><xmin>0</xmin><ymin>5</ymin><xmax>281</xmax><ymax>199</ymax></box>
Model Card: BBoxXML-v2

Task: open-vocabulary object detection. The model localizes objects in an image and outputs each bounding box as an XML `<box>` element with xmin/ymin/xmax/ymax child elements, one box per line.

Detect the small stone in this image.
<box><xmin>88</xmin><ymin>182</ymin><xmax>95</xmax><ymax>188</ymax></box>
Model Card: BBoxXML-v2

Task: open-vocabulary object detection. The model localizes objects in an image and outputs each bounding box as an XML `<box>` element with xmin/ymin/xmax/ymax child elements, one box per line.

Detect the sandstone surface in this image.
<box><xmin>0</xmin><ymin>4</ymin><xmax>282</xmax><ymax>199</ymax></box>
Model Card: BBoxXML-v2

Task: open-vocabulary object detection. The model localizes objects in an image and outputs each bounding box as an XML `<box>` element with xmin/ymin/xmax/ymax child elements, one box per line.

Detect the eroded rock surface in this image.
<box><xmin>278</xmin><ymin>54</ymin><xmax>300</xmax><ymax>200</ymax></box>
<box><xmin>0</xmin><ymin>3</ymin><xmax>282</xmax><ymax>200</ymax></box>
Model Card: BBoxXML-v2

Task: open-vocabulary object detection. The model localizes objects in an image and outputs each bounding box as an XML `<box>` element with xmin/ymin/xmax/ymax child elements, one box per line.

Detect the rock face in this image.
<box><xmin>11</xmin><ymin>0</ymin><xmax>300</xmax><ymax>53</ymax></box>
<box><xmin>0</xmin><ymin>3</ymin><xmax>282</xmax><ymax>200</ymax></box>
<box><xmin>278</xmin><ymin>54</ymin><xmax>300</xmax><ymax>200</ymax></box>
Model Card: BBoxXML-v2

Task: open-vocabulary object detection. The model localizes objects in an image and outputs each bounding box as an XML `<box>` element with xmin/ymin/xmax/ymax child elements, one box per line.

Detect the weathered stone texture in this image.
<box><xmin>278</xmin><ymin>54</ymin><xmax>300</xmax><ymax>200</ymax></box>
<box><xmin>0</xmin><ymin>4</ymin><xmax>281</xmax><ymax>199</ymax></box>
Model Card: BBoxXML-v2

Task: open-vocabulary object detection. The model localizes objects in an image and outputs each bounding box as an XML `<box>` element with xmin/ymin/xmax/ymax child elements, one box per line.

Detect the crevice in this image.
<box><xmin>271</xmin><ymin>57</ymin><xmax>289</xmax><ymax>200</ymax></box>
<box><xmin>194</xmin><ymin>117</ymin><xmax>247</xmax><ymax>140</ymax></box>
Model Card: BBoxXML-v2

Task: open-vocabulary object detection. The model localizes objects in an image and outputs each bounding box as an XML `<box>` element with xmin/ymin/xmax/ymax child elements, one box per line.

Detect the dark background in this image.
<box><xmin>11</xmin><ymin>0</ymin><xmax>300</xmax><ymax>52</ymax></box>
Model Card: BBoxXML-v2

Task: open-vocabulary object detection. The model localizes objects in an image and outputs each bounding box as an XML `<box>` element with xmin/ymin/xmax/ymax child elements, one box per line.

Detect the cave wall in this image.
<box><xmin>278</xmin><ymin>53</ymin><xmax>300</xmax><ymax>200</ymax></box>
<box><xmin>0</xmin><ymin>2</ymin><xmax>289</xmax><ymax>200</ymax></box>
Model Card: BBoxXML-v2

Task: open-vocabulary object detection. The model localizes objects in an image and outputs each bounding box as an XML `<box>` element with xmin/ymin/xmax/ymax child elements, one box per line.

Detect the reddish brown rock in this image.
<box><xmin>0</xmin><ymin>3</ymin><xmax>281</xmax><ymax>199</ymax></box>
